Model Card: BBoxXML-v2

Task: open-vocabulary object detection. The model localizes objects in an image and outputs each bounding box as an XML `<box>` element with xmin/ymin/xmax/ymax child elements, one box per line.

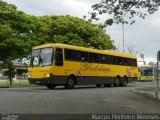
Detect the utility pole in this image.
<box><xmin>122</xmin><ymin>23</ymin><xmax>124</xmax><ymax>53</ymax></box>
<box><xmin>156</xmin><ymin>51</ymin><xmax>160</xmax><ymax>98</ymax></box>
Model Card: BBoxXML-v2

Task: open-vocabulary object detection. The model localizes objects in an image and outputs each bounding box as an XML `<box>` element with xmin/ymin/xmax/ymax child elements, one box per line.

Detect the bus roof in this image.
<box><xmin>33</xmin><ymin>43</ymin><xmax>136</xmax><ymax>59</ymax></box>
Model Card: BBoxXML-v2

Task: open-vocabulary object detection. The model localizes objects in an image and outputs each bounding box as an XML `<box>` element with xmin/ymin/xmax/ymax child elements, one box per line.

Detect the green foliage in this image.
<box><xmin>0</xmin><ymin>80</ymin><xmax>35</xmax><ymax>87</ymax></box>
<box><xmin>0</xmin><ymin>0</ymin><xmax>37</xmax><ymax>64</ymax></box>
<box><xmin>0</xmin><ymin>0</ymin><xmax>116</xmax><ymax>68</ymax></box>
<box><xmin>88</xmin><ymin>0</ymin><xmax>160</xmax><ymax>26</ymax></box>
<box><xmin>47</xmin><ymin>16</ymin><xmax>115</xmax><ymax>49</ymax></box>
<box><xmin>136</xmin><ymin>87</ymin><xmax>160</xmax><ymax>92</ymax></box>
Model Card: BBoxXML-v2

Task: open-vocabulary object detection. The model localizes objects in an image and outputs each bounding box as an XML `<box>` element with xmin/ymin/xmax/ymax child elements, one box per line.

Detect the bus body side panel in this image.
<box><xmin>28</xmin><ymin>61</ymin><xmax>138</xmax><ymax>86</ymax></box>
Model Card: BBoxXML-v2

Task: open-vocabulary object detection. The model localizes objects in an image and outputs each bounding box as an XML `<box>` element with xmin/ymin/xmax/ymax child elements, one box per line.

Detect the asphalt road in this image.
<box><xmin>0</xmin><ymin>81</ymin><xmax>160</xmax><ymax>115</ymax></box>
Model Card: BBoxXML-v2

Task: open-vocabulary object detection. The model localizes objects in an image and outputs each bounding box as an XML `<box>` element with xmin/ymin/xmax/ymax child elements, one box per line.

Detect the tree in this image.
<box><xmin>0</xmin><ymin>0</ymin><xmax>116</xmax><ymax>69</ymax></box>
<box><xmin>27</xmin><ymin>15</ymin><xmax>116</xmax><ymax>50</ymax></box>
<box><xmin>0</xmin><ymin>0</ymin><xmax>37</xmax><ymax>63</ymax></box>
<box><xmin>88</xmin><ymin>0</ymin><xmax>160</xmax><ymax>27</ymax></box>
<box><xmin>47</xmin><ymin>16</ymin><xmax>116</xmax><ymax>50</ymax></box>
<box><xmin>127</xmin><ymin>43</ymin><xmax>142</xmax><ymax>56</ymax></box>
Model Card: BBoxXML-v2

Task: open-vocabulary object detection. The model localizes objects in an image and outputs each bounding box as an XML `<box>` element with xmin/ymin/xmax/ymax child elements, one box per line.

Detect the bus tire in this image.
<box><xmin>95</xmin><ymin>84</ymin><xmax>101</xmax><ymax>87</ymax></box>
<box><xmin>65</xmin><ymin>77</ymin><xmax>75</xmax><ymax>89</ymax></box>
<box><xmin>46</xmin><ymin>84</ymin><xmax>56</xmax><ymax>89</ymax></box>
<box><xmin>114</xmin><ymin>76</ymin><xmax>121</xmax><ymax>87</ymax></box>
<box><xmin>121</xmin><ymin>76</ymin><xmax>127</xmax><ymax>86</ymax></box>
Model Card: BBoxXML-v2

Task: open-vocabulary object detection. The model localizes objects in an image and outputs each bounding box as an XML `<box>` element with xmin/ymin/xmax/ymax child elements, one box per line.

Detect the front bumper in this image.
<box><xmin>28</xmin><ymin>76</ymin><xmax>67</xmax><ymax>85</ymax></box>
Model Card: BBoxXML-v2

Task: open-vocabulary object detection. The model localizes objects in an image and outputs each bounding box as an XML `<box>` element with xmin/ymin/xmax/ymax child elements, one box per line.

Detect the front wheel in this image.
<box><xmin>65</xmin><ymin>77</ymin><xmax>75</xmax><ymax>89</ymax></box>
<box><xmin>46</xmin><ymin>84</ymin><xmax>56</xmax><ymax>89</ymax></box>
<box><xmin>114</xmin><ymin>77</ymin><xmax>121</xmax><ymax>87</ymax></box>
<box><xmin>121</xmin><ymin>77</ymin><xmax>127</xmax><ymax>86</ymax></box>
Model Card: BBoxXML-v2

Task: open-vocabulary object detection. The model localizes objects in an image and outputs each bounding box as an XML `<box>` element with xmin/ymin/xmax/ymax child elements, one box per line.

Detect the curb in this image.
<box><xmin>131</xmin><ymin>89</ymin><xmax>160</xmax><ymax>101</ymax></box>
<box><xmin>0</xmin><ymin>86</ymin><xmax>10</xmax><ymax>88</ymax></box>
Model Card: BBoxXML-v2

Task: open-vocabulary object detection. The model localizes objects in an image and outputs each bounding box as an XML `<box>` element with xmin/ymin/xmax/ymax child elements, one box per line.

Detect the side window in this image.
<box><xmin>77</xmin><ymin>51</ymin><xmax>88</xmax><ymax>62</ymax></box>
<box><xmin>65</xmin><ymin>49</ymin><xmax>77</xmax><ymax>61</ymax></box>
<box><xmin>130</xmin><ymin>59</ymin><xmax>137</xmax><ymax>67</ymax></box>
<box><xmin>117</xmin><ymin>57</ymin><xmax>124</xmax><ymax>65</ymax></box>
<box><xmin>108</xmin><ymin>56</ymin><xmax>116</xmax><ymax>64</ymax></box>
<box><xmin>89</xmin><ymin>53</ymin><xmax>98</xmax><ymax>63</ymax></box>
<box><xmin>55</xmin><ymin>48</ymin><xmax>63</xmax><ymax>66</ymax></box>
<box><xmin>98</xmin><ymin>54</ymin><xmax>108</xmax><ymax>64</ymax></box>
<box><xmin>124</xmin><ymin>58</ymin><xmax>130</xmax><ymax>66</ymax></box>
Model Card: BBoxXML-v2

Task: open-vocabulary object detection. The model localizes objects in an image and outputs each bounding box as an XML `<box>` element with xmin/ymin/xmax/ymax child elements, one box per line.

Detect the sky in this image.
<box><xmin>3</xmin><ymin>0</ymin><xmax>160</xmax><ymax>62</ymax></box>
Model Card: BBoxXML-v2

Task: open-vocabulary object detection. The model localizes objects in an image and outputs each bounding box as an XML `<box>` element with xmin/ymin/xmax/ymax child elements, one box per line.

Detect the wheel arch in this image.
<box><xmin>116</xmin><ymin>75</ymin><xmax>121</xmax><ymax>79</ymax></box>
<box><xmin>68</xmin><ymin>74</ymin><xmax>77</xmax><ymax>85</ymax></box>
<box><xmin>114</xmin><ymin>75</ymin><xmax>121</xmax><ymax>87</ymax></box>
<box><xmin>123</xmin><ymin>75</ymin><xmax>128</xmax><ymax>84</ymax></box>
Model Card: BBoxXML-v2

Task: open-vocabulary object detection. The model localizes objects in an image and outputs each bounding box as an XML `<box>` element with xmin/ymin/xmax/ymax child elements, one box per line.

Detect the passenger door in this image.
<box><xmin>55</xmin><ymin>48</ymin><xmax>63</xmax><ymax>66</ymax></box>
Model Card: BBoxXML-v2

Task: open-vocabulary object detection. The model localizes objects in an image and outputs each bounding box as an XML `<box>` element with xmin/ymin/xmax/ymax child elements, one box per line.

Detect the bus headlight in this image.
<box><xmin>28</xmin><ymin>74</ymin><xmax>31</xmax><ymax>78</ymax></box>
<box><xmin>45</xmin><ymin>74</ymin><xmax>50</xmax><ymax>78</ymax></box>
<box><xmin>45</xmin><ymin>73</ymin><xmax>53</xmax><ymax>78</ymax></box>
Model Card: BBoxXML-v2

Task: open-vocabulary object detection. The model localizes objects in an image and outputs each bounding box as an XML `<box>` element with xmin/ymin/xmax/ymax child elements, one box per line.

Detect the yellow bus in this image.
<box><xmin>138</xmin><ymin>65</ymin><xmax>155</xmax><ymax>81</ymax></box>
<box><xmin>28</xmin><ymin>43</ymin><xmax>138</xmax><ymax>89</ymax></box>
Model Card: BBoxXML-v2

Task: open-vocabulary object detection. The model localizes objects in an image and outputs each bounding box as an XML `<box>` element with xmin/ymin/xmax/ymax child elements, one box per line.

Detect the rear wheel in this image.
<box><xmin>46</xmin><ymin>84</ymin><xmax>56</xmax><ymax>89</ymax></box>
<box><xmin>65</xmin><ymin>77</ymin><xmax>75</xmax><ymax>89</ymax></box>
<box><xmin>121</xmin><ymin>77</ymin><xmax>127</xmax><ymax>86</ymax></box>
<box><xmin>114</xmin><ymin>76</ymin><xmax>121</xmax><ymax>87</ymax></box>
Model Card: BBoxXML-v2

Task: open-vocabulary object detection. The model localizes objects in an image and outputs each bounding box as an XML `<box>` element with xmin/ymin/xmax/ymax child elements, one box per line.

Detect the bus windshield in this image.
<box><xmin>141</xmin><ymin>68</ymin><xmax>153</xmax><ymax>76</ymax></box>
<box><xmin>31</xmin><ymin>48</ymin><xmax>53</xmax><ymax>67</ymax></box>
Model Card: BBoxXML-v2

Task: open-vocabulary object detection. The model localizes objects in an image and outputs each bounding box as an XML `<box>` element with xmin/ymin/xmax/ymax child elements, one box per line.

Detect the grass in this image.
<box><xmin>136</xmin><ymin>87</ymin><xmax>160</xmax><ymax>92</ymax></box>
<box><xmin>0</xmin><ymin>80</ymin><xmax>38</xmax><ymax>87</ymax></box>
